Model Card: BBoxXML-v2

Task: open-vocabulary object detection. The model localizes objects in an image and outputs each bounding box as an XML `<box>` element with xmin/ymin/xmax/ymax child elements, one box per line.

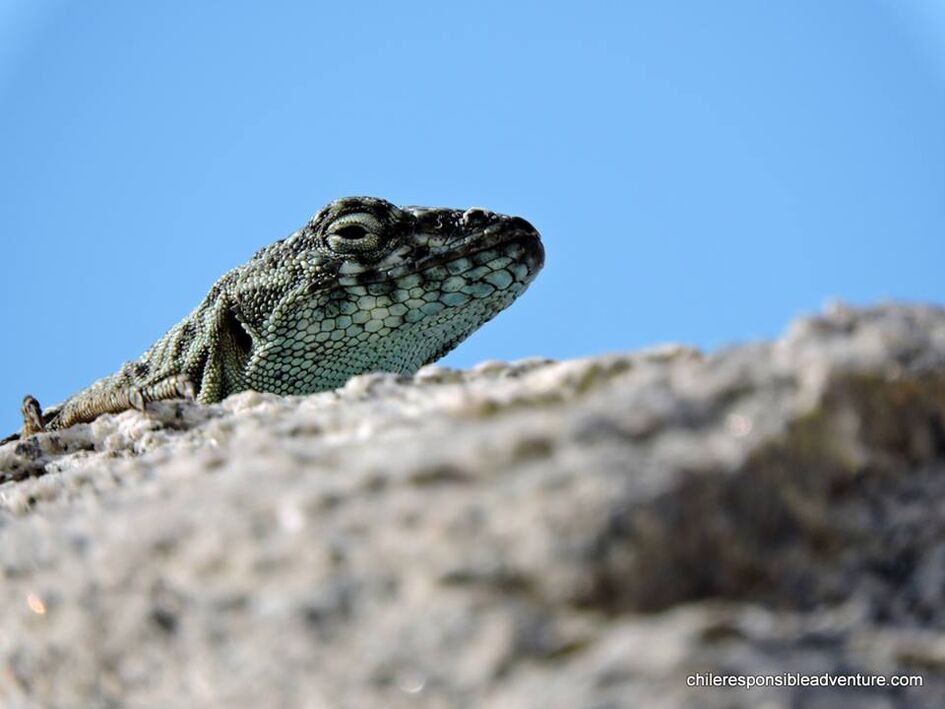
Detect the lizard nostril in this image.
<box><xmin>462</xmin><ymin>208</ymin><xmax>491</xmax><ymax>226</ymax></box>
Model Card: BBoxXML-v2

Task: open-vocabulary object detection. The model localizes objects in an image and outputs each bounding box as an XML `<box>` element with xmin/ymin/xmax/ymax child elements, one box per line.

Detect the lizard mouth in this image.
<box><xmin>336</xmin><ymin>225</ymin><xmax>544</xmax><ymax>287</ymax></box>
<box><xmin>459</xmin><ymin>229</ymin><xmax>544</xmax><ymax>269</ymax></box>
<box><xmin>408</xmin><ymin>228</ymin><xmax>544</xmax><ymax>285</ymax></box>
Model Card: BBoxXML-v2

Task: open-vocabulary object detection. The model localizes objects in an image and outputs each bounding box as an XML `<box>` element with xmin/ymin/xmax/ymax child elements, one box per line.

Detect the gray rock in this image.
<box><xmin>0</xmin><ymin>303</ymin><xmax>943</xmax><ymax>708</ymax></box>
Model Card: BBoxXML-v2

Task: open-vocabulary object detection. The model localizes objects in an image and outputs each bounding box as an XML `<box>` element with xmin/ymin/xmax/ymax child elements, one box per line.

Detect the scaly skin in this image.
<box><xmin>10</xmin><ymin>196</ymin><xmax>544</xmax><ymax>439</ymax></box>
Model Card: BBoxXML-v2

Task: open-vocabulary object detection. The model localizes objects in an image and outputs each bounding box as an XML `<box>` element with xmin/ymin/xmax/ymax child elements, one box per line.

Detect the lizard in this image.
<box><xmin>5</xmin><ymin>196</ymin><xmax>544</xmax><ymax>442</ymax></box>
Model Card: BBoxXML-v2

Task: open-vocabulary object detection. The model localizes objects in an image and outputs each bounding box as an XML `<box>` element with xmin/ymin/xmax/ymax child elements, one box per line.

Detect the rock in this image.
<box><xmin>0</xmin><ymin>303</ymin><xmax>943</xmax><ymax>707</ymax></box>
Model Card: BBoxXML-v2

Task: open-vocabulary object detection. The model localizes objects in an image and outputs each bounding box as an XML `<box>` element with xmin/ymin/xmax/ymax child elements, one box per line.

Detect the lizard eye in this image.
<box><xmin>334</xmin><ymin>224</ymin><xmax>368</xmax><ymax>240</ymax></box>
<box><xmin>326</xmin><ymin>212</ymin><xmax>384</xmax><ymax>253</ymax></box>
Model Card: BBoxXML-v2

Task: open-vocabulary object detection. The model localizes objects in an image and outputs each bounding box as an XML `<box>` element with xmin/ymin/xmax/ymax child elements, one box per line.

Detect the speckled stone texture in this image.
<box><xmin>0</xmin><ymin>303</ymin><xmax>943</xmax><ymax>708</ymax></box>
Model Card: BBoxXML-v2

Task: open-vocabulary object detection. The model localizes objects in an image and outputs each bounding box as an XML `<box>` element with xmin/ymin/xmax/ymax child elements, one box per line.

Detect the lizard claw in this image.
<box><xmin>175</xmin><ymin>376</ymin><xmax>196</xmax><ymax>401</ymax></box>
<box><xmin>21</xmin><ymin>395</ymin><xmax>45</xmax><ymax>436</ymax></box>
<box><xmin>128</xmin><ymin>387</ymin><xmax>146</xmax><ymax>412</ymax></box>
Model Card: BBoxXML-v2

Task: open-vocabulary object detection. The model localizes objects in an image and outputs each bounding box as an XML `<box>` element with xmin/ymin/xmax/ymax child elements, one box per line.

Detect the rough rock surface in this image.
<box><xmin>1</xmin><ymin>303</ymin><xmax>944</xmax><ymax>708</ymax></box>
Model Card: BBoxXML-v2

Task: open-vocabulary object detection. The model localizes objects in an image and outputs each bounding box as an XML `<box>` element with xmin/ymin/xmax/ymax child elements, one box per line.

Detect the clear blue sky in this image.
<box><xmin>2</xmin><ymin>1</ymin><xmax>944</xmax><ymax>434</ymax></box>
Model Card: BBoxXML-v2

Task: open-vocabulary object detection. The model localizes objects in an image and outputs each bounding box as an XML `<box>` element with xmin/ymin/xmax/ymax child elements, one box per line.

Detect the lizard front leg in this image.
<box><xmin>17</xmin><ymin>374</ymin><xmax>196</xmax><ymax>435</ymax></box>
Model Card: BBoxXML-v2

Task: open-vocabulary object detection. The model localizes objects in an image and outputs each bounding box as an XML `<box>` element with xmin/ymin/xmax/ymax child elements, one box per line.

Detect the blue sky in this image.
<box><xmin>1</xmin><ymin>1</ymin><xmax>944</xmax><ymax>434</ymax></box>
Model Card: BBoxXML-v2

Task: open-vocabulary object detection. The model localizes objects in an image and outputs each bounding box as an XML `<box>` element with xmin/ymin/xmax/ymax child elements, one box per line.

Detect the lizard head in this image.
<box><xmin>306</xmin><ymin>196</ymin><xmax>544</xmax><ymax>280</ymax></box>
<box><xmin>224</xmin><ymin>195</ymin><xmax>544</xmax><ymax>394</ymax></box>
